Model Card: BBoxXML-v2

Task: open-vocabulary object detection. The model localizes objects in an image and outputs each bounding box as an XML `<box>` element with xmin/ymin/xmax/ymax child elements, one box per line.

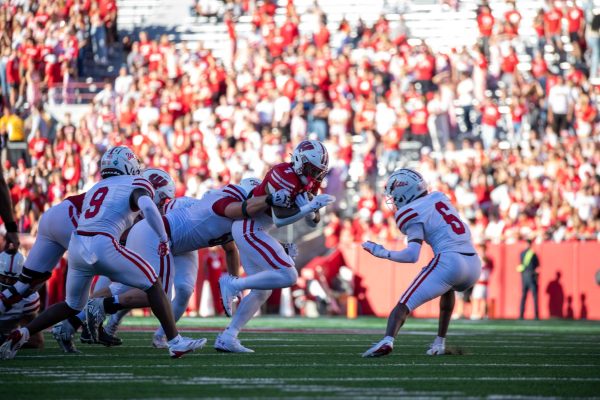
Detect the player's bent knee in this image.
<box><xmin>251</xmin><ymin>289</ymin><xmax>272</xmax><ymax>303</ymax></box>
<box><xmin>174</xmin><ymin>285</ymin><xmax>194</xmax><ymax>305</ymax></box>
<box><xmin>281</xmin><ymin>267</ymin><xmax>298</xmax><ymax>287</ymax></box>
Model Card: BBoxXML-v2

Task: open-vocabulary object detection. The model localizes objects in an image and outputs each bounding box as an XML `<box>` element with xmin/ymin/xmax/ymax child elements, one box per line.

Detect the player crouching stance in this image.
<box><xmin>362</xmin><ymin>168</ymin><xmax>481</xmax><ymax>357</ymax></box>
<box><xmin>0</xmin><ymin>146</ymin><xmax>205</xmax><ymax>360</ymax></box>
<box><xmin>0</xmin><ymin>251</ymin><xmax>43</xmax><ymax>349</ymax></box>
<box><xmin>216</xmin><ymin>140</ymin><xmax>335</xmax><ymax>353</ymax></box>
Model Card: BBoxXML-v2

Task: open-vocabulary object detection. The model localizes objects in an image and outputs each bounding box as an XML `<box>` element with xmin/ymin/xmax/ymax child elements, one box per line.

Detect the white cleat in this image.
<box><xmin>426</xmin><ymin>343</ymin><xmax>445</xmax><ymax>356</ymax></box>
<box><xmin>52</xmin><ymin>321</ymin><xmax>80</xmax><ymax>353</ymax></box>
<box><xmin>85</xmin><ymin>298</ymin><xmax>106</xmax><ymax>343</ymax></box>
<box><xmin>0</xmin><ymin>328</ymin><xmax>30</xmax><ymax>360</ymax></box>
<box><xmin>168</xmin><ymin>336</ymin><xmax>207</xmax><ymax>359</ymax></box>
<box><xmin>218</xmin><ymin>274</ymin><xmax>239</xmax><ymax>317</ymax></box>
<box><xmin>362</xmin><ymin>338</ymin><xmax>394</xmax><ymax>358</ymax></box>
<box><xmin>214</xmin><ymin>333</ymin><xmax>254</xmax><ymax>353</ymax></box>
<box><xmin>152</xmin><ymin>334</ymin><xmax>168</xmax><ymax>349</ymax></box>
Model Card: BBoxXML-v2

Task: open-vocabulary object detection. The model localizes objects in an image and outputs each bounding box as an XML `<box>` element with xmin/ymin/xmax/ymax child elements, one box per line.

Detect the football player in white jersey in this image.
<box><xmin>0</xmin><ymin>146</ymin><xmax>205</xmax><ymax>359</ymax></box>
<box><xmin>51</xmin><ymin>167</ymin><xmax>177</xmax><ymax>352</ymax></box>
<box><xmin>0</xmin><ymin>251</ymin><xmax>43</xmax><ymax>349</ymax></box>
<box><xmin>216</xmin><ymin>140</ymin><xmax>335</xmax><ymax>353</ymax></box>
<box><xmin>361</xmin><ymin>168</ymin><xmax>481</xmax><ymax>357</ymax></box>
<box><xmin>0</xmin><ymin>192</ymin><xmax>86</xmax><ymax>314</ymax></box>
<box><xmin>83</xmin><ymin>177</ymin><xmax>291</xmax><ymax>348</ymax></box>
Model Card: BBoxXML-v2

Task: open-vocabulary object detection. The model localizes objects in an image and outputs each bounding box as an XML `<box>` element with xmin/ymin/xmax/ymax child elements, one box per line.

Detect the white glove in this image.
<box><xmin>295</xmin><ymin>192</ymin><xmax>311</xmax><ymax>207</ymax></box>
<box><xmin>282</xmin><ymin>242</ymin><xmax>299</xmax><ymax>259</ymax></box>
<box><xmin>362</xmin><ymin>241</ymin><xmax>390</xmax><ymax>259</ymax></box>
<box><xmin>270</xmin><ymin>189</ymin><xmax>292</xmax><ymax>208</ymax></box>
<box><xmin>308</xmin><ymin>194</ymin><xmax>335</xmax><ymax>212</ymax></box>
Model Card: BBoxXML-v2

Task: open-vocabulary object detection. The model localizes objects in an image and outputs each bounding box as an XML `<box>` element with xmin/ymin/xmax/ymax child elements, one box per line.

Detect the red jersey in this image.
<box><xmin>477</xmin><ymin>12</ymin><xmax>495</xmax><ymax>37</ymax></box>
<box><xmin>544</xmin><ymin>8</ymin><xmax>563</xmax><ymax>35</ymax></box>
<box><xmin>253</xmin><ymin>162</ymin><xmax>311</xmax><ymax>201</ymax></box>
<box><xmin>567</xmin><ymin>7</ymin><xmax>584</xmax><ymax>33</ymax></box>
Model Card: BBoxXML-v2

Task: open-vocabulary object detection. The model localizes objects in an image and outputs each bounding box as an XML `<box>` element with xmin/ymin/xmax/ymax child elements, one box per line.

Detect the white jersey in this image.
<box><xmin>77</xmin><ymin>175</ymin><xmax>155</xmax><ymax>238</ymax></box>
<box><xmin>163</xmin><ymin>196</ymin><xmax>197</xmax><ymax>214</ymax></box>
<box><xmin>165</xmin><ymin>185</ymin><xmax>244</xmax><ymax>255</ymax></box>
<box><xmin>0</xmin><ymin>292</ymin><xmax>39</xmax><ymax>322</ymax></box>
<box><xmin>395</xmin><ymin>191</ymin><xmax>476</xmax><ymax>255</ymax></box>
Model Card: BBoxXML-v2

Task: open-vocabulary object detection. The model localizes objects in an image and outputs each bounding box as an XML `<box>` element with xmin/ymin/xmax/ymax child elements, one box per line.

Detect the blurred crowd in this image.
<box><xmin>0</xmin><ymin>0</ymin><xmax>599</xmax><ymax>250</ymax></box>
<box><xmin>0</xmin><ymin>0</ymin><xmax>117</xmax><ymax>108</ymax></box>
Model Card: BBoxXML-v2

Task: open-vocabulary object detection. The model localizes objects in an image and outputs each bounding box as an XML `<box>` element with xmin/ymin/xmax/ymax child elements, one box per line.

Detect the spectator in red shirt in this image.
<box><xmin>477</xmin><ymin>5</ymin><xmax>495</xmax><ymax>57</ymax></box>
<box><xmin>544</xmin><ymin>3</ymin><xmax>563</xmax><ymax>45</ymax></box>
<box><xmin>480</xmin><ymin>98</ymin><xmax>500</xmax><ymax>149</ymax></box>
<box><xmin>503</xmin><ymin>2</ymin><xmax>522</xmax><ymax>38</ymax></box>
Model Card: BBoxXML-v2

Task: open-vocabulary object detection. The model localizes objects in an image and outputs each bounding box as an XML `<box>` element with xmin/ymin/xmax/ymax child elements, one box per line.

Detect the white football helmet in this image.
<box><xmin>385</xmin><ymin>168</ymin><xmax>428</xmax><ymax>210</ymax></box>
<box><xmin>100</xmin><ymin>146</ymin><xmax>141</xmax><ymax>178</ymax></box>
<box><xmin>0</xmin><ymin>251</ymin><xmax>25</xmax><ymax>279</ymax></box>
<box><xmin>239</xmin><ymin>177</ymin><xmax>262</xmax><ymax>198</ymax></box>
<box><xmin>142</xmin><ymin>168</ymin><xmax>176</xmax><ymax>207</ymax></box>
<box><xmin>291</xmin><ymin>140</ymin><xmax>329</xmax><ymax>184</ymax></box>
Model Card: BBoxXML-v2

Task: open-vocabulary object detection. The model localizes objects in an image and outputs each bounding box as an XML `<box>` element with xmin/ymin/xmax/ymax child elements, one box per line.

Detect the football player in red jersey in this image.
<box><xmin>215</xmin><ymin>140</ymin><xmax>335</xmax><ymax>352</ymax></box>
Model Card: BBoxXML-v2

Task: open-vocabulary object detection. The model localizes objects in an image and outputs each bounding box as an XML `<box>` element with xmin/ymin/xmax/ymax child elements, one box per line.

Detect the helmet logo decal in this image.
<box><xmin>148</xmin><ymin>173</ymin><xmax>169</xmax><ymax>189</ymax></box>
<box><xmin>298</xmin><ymin>141</ymin><xmax>315</xmax><ymax>151</ymax></box>
<box><xmin>392</xmin><ymin>180</ymin><xmax>408</xmax><ymax>189</ymax></box>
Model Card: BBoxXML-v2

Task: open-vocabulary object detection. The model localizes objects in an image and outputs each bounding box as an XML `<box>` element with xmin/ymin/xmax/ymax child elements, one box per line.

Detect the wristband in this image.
<box><xmin>241</xmin><ymin>200</ymin><xmax>250</xmax><ymax>218</ymax></box>
<box><xmin>266</xmin><ymin>194</ymin><xmax>274</xmax><ymax>206</ymax></box>
<box><xmin>4</xmin><ymin>221</ymin><xmax>17</xmax><ymax>233</ymax></box>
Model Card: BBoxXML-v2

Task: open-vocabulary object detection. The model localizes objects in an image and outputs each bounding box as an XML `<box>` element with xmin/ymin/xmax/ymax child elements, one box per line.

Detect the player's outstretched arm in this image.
<box><xmin>131</xmin><ymin>189</ymin><xmax>169</xmax><ymax>252</ymax></box>
<box><xmin>222</xmin><ymin>241</ymin><xmax>240</xmax><ymax>276</ymax></box>
<box><xmin>223</xmin><ymin>189</ymin><xmax>291</xmax><ymax>219</ymax></box>
<box><xmin>362</xmin><ymin>224</ymin><xmax>425</xmax><ymax>264</ymax></box>
<box><xmin>272</xmin><ymin>194</ymin><xmax>335</xmax><ymax>228</ymax></box>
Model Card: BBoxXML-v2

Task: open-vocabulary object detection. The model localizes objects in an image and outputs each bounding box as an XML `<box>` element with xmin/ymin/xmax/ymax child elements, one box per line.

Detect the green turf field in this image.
<box><xmin>1</xmin><ymin>317</ymin><xmax>599</xmax><ymax>399</ymax></box>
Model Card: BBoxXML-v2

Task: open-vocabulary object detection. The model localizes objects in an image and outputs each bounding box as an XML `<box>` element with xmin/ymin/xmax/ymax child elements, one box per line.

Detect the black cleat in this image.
<box><xmin>97</xmin><ymin>325</ymin><xmax>122</xmax><ymax>347</ymax></box>
<box><xmin>80</xmin><ymin>322</ymin><xmax>94</xmax><ymax>344</ymax></box>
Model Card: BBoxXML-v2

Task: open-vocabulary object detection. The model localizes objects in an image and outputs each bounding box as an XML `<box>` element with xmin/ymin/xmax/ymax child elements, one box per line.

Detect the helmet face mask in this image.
<box><xmin>385</xmin><ymin>168</ymin><xmax>428</xmax><ymax>211</ymax></box>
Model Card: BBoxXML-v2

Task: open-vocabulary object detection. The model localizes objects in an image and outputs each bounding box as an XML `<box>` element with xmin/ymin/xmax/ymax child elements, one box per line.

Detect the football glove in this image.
<box><xmin>362</xmin><ymin>241</ymin><xmax>390</xmax><ymax>259</ymax></box>
<box><xmin>268</xmin><ymin>189</ymin><xmax>292</xmax><ymax>208</ymax></box>
<box><xmin>308</xmin><ymin>194</ymin><xmax>335</xmax><ymax>212</ymax></box>
<box><xmin>282</xmin><ymin>242</ymin><xmax>298</xmax><ymax>259</ymax></box>
<box><xmin>158</xmin><ymin>241</ymin><xmax>170</xmax><ymax>257</ymax></box>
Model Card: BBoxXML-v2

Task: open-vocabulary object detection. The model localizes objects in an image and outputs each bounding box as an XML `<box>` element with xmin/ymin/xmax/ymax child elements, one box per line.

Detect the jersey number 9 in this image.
<box><xmin>84</xmin><ymin>187</ymin><xmax>109</xmax><ymax>219</ymax></box>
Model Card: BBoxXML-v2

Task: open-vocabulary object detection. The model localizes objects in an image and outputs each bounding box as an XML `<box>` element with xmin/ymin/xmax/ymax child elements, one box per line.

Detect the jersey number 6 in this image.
<box><xmin>435</xmin><ymin>201</ymin><xmax>466</xmax><ymax>235</ymax></box>
<box><xmin>84</xmin><ymin>187</ymin><xmax>109</xmax><ymax>219</ymax></box>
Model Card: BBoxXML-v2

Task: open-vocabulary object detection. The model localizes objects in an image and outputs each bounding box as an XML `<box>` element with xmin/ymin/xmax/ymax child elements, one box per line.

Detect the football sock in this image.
<box><xmin>75</xmin><ymin>310</ymin><xmax>86</xmax><ymax>322</ymax></box>
<box><xmin>384</xmin><ymin>336</ymin><xmax>395</xmax><ymax>343</ymax></box>
<box><xmin>103</xmin><ymin>296</ymin><xmax>124</xmax><ymax>314</ymax></box>
<box><xmin>105</xmin><ymin>309</ymin><xmax>128</xmax><ymax>335</ymax></box>
<box><xmin>231</xmin><ymin>269</ymin><xmax>296</xmax><ymax>291</ymax></box>
<box><xmin>155</xmin><ymin>286</ymin><xmax>193</xmax><ymax>338</ymax></box>
<box><xmin>226</xmin><ymin>289</ymin><xmax>271</xmax><ymax>338</ymax></box>
<box><xmin>434</xmin><ymin>336</ymin><xmax>446</xmax><ymax>346</ymax></box>
<box><xmin>68</xmin><ymin>315</ymin><xmax>83</xmax><ymax>331</ymax></box>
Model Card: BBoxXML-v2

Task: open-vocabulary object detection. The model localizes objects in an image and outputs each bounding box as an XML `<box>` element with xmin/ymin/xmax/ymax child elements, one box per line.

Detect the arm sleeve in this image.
<box><xmin>137</xmin><ymin>195</ymin><xmax>169</xmax><ymax>243</ymax></box>
<box><xmin>387</xmin><ymin>241</ymin><xmax>422</xmax><ymax>264</ymax></box>
<box><xmin>212</xmin><ymin>197</ymin><xmax>239</xmax><ymax>217</ymax></box>
<box><xmin>386</xmin><ymin>224</ymin><xmax>425</xmax><ymax>263</ymax></box>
